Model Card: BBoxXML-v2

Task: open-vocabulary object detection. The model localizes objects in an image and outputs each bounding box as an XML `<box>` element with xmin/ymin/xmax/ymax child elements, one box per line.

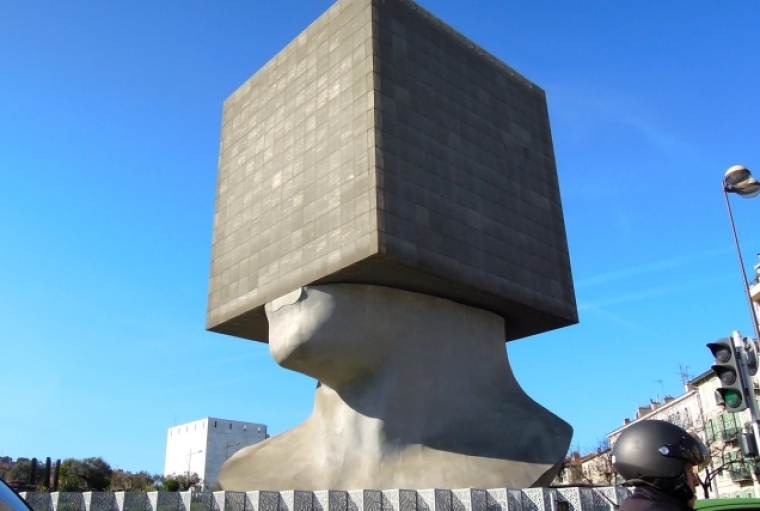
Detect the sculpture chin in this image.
<box><xmin>266</xmin><ymin>286</ymin><xmax>393</xmax><ymax>387</ymax></box>
<box><xmin>225</xmin><ymin>283</ymin><xmax>573</xmax><ymax>491</ymax></box>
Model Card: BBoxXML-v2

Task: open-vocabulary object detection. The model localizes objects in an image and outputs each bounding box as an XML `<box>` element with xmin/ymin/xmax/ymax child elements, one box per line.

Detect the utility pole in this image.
<box><xmin>733</xmin><ymin>331</ymin><xmax>760</xmax><ymax>457</ymax></box>
<box><xmin>186</xmin><ymin>449</ymin><xmax>203</xmax><ymax>478</ymax></box>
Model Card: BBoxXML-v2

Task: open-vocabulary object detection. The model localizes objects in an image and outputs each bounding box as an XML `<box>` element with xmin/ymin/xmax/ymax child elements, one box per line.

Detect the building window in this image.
<box><xmin>215</xmin><ymin>421</ymin><xmax>217</xmax><ymax>427</ymax></box>
<box><xmin>244</xmin><ymin>425</ymin><xmax>247</xmax><ymax>431</ymax></box>
<box><xmin>229</xmin><ymin>423</ymin><xmax>232</xmax><ymax>429</ymax></box>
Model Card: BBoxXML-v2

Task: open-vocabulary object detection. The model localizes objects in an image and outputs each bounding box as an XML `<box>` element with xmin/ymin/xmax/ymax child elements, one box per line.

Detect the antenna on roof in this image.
<box><xmin>678</xmin><ymin>365</ymin><xmax>691</xmax><ymax>385</ymax></box>
<box><xmin>653</xmin><ymin>379</ymin><xmax>664</xmax><ymax>400</ymax></box>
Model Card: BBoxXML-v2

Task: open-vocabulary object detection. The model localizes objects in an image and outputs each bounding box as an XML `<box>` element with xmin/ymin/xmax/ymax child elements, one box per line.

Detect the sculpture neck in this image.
<box><xmin>310</xmin><ymin>337</ymin><xmax>527</xmax><ymax>454</ymax></box>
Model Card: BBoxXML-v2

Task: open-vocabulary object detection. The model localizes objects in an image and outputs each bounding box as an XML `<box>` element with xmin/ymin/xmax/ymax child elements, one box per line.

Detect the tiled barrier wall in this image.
<box><xmin>19</xmin><ymin>487</ymin><xmax>632</xmax><ymax>511</ymax></box>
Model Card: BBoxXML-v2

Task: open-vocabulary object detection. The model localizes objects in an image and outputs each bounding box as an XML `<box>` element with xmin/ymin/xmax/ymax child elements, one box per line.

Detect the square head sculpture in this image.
<box><xmin>207</xmin><ymin>0</ymin><xmax>577</xmax><ymax>343</ymax></box>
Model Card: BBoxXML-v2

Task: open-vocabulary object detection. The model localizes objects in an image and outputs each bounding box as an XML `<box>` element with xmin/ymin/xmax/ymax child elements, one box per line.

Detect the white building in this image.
<box><xmin>607</xmin><ymin>371</ymin><xmax>760</xmax><ymax>500</ymax></box>
<box><xmin>164</xmin><ymin>417</ymin><xmax>267</xmax><ymax>489</ymax></box>
<box><xmin>607</xmin><ymin>390</ymin><xmax>704</xmax><ymax>447</ymax></box>
<box><xmin>692</xmin><ymin>369</ymin><xmax>760</xmax><ymax>499</ymax></box>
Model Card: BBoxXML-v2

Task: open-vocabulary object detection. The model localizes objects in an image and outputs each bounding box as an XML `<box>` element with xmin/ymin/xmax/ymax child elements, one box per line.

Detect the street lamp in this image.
<box><xmin>224</xmin><ymin>442</ymin><xmax>241</xmax><ymax>460</ymax></box>
<box><xmin>722</xmin><ymin>165</ymin><xmax>760</xmax><ymax>461</ymax></box>
<box><xmin>722</xmin><ymin>164</ymin><xmax>760</xmax><ymax>343</ymax></box>
<box><xmin>186</xmin><ymin>449</ymin><xmax>203</xmax><ymax>477</ymax></box>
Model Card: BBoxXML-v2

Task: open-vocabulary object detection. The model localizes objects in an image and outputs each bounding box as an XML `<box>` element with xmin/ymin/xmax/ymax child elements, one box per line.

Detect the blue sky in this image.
<box><xmin>1</xmin><ymin>0</ymin><xmax>759</xmax><ymax>475</ymax></box>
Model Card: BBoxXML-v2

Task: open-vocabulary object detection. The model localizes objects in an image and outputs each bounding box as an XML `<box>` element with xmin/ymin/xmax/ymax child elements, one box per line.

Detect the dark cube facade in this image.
<box><xmin>207</xmin><ymin>0</ymin><xmax>577</xmax><ymax>342</ymax></box>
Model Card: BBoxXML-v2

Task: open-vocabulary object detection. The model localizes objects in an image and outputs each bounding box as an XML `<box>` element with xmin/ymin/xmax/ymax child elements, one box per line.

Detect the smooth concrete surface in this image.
<box><xmin>217</xmin><ymin>285</ymin><xmax>572</xmax><ymax>491</ymax></box>
<box><xmin>207</xmin><ymin>0</ymin><xmax>577</xmax><ymax>344</ymax></box>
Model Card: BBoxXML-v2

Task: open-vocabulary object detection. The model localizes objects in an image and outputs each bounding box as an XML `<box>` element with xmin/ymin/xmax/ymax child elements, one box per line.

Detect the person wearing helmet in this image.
<box><xmin>612</xmin><ymin>420</ymin><xmax>708</xmax><ymax>511</ymax></box>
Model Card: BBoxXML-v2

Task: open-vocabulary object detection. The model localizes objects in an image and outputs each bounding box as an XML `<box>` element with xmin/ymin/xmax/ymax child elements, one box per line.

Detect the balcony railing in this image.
<box><xmin>729</xmin><ymin>467</ymin><xmax>754</xmax><ymax>481</ymax></box>
<box><xmin>710</xmin><ymin>427</ymin><xmax>741</xmax><ymax>443</ymax></box>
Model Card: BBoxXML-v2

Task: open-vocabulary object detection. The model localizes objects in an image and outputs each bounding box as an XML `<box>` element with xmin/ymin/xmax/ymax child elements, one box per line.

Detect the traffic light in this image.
<box><xmin>707</xmin><ymin>337</ymin><xmax>748</xmax><ymax>413</ymax></box>
<box><xmin>739</xmin><ymin>431</ymin><xmax>758</xmax><ymax>458</ymax></box>
<box><xmin>744</xmin><ymin>337</ymin><xmax>758</xmax><ymax>376</ymax></box>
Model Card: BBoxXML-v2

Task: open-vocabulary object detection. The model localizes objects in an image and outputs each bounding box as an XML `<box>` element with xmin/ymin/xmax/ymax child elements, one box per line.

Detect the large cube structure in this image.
<box><xmin>207</xmin><ymin>0</ymin><xmax>577</xmax><ymax>343</ymax></box>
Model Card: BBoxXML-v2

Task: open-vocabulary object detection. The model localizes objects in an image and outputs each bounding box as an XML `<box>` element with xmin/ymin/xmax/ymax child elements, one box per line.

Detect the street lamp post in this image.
<box><xmin>186</xmin><ymin>449</ymin><xmax>203</xmax><ymax>477</ymax></box>
<box><xmin>224</xmin><ymin>442</ymin><xmax>241</xmax><ymax>460</ymax></box>
<box><xmin>722</xmin><ymin>164</ymin><xmax>760</xmax><ymax>343</ymax></box>
<box><xmin>722</xmin><ymin>165</ymin><xmax>760</xmax><ymax>461</ymax></box>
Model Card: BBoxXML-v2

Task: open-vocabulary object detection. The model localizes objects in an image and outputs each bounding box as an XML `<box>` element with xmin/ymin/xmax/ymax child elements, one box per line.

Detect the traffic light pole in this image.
<box><xmin>732</xmin><ymin>330</ymin><xmax>760</xmax><ymax>458</ymax></box>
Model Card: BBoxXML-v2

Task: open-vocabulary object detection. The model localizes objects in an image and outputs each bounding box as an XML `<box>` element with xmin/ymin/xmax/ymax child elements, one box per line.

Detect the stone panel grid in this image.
<box><xmin>217</xmin><ymin>492</ymin><xmax>247</xmax><ymax>511</ymax></box>
<box><xmin>115</xmin><ymin>492</ymin><xmax>146</xmax><ymax>511</ymax></box>
<box><xmin>589</xmin><ymin>488</ymin><xmax>624</xmax><ymax>511</ymax></box>
<box><xmin>451</xmin><ymin>489</ymin><xmax>486</xmax><ymax>511</ymax></box>
<box><xmin>577</xmin><ymin>490</ymin><xmax>594</xmax><ymax>511</ymax></box>
<box><xmin>19</xmin><ymin>490</ymin><xmax>635</xmax><ymax>511</ymax></box>
<box><xmin>280</xmin><ymin>492</ymin><xmax>294</xmax><ymax>511</ymax></box>
<box><xmin>506</xmin><ymin>490</ymin><xmax>522</xmax><ymax>511</ymax></box>
<box><xmin>247</xmin><ymin>491</ymin><xmax>282</xmax><ymax>511</ymax></box>
<box><xmin>20</xmin><ymin>492</ymin><xmax>52</xmax><ymax>511</ymax></box>
<box><xmin>372</xmin><ymin>0</ymin><xmax>574</xmax><ymax>334</ymax></box>
<box><xmin>518</xmin><ymin>490</ymin><xmax>543</xmax><ymax>511</ymax></box>
<box><xmin>416</xmin><ymin>490</ymin><xmax>451</xmax><ymax>511</ymax></box>
<box><xmin>553</xmin><ymin>489</ymin><xmax>580</xmax><ymax>511</ymax></box>
<box><xmin>313</xmin><ymin>491</ymin><xmax>348</xmax><ymax>511</ymax></box>
<box><xmin>484</xmin><ymin>489</ymin><xmax>506</xmax><ymax>511</ymax></box>
<box><xmin>148</xmin><ymin>492</ymin><xmax>180</xmax><ymax>511</ymax></box>
<box><xmin>347</xmin><ymin>491</ymin><xmax>382</xmax><ymax>511</ymax></box>
<box><xmin>380</xmin><ymin>490</ymin><xmax>415</xmax><ymax>511</ymax></box>
<box><xmin>179</xmin><ymin>492</ymin><xmax>213</xmax><ymax>511</ymax></box>
<box><xmin>52</xmin><ymin>493</ymin><xmax>85</xmax><ymax>511</ymax></box>
<box><xmin>83</xmin><ymin>493</ymin><xmax>116</xmax><ymax>511</ymax></box>
<box><xmin>207</xmin><ymin>0</ymin><xmax>577</xmax><ymax>342</ymax></box>
<box><xmin>209</xmin><ymin>0</ymin><xmax>378</xmax><ymax>341</ymax></box>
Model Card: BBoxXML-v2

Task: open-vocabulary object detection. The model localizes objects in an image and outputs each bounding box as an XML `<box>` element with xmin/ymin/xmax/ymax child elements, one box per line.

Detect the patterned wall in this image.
<box><xmin>207</xmin><ymin>0</ymin><xmax>577</xmax><ymax>342</ymax></box>
<box><xmin>19</xmin><ymin>488</ymin><xmax>631</xmax><ymax>511</ymax></box>
<box><xmin>208</xmin><ymin>0</ymin><xmax>377</xmax><ymax>341</ymax></box>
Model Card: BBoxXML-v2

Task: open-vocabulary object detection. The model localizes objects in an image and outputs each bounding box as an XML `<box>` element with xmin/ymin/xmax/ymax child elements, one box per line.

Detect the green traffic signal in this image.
<box><xmin>708</xmin><ymin>337</ymin><xmax>749</xmax><ymax>413</ymax></box>
<box><xmin>722</xmin><ymin>389</ymin><xmax>743</xmax><ymax>408</ymax></box>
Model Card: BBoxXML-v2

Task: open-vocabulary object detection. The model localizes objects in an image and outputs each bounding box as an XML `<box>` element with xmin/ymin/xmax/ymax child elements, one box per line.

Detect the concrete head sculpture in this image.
<box><xmin>219</xmin><ymin>284</ymin><xmax>571</xmax><ymax>490</ymax></box>
<box><xmin>208</xmin><ymin>0</ymin><xmax>577</xmax><ymax>491</ymax></box>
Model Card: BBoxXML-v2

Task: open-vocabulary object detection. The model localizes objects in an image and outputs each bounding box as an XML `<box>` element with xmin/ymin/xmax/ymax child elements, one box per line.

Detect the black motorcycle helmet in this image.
<box><xmin>612</xmin><ymin>420</ymin><xmax>708</xmax><ymax>501</ymax></box>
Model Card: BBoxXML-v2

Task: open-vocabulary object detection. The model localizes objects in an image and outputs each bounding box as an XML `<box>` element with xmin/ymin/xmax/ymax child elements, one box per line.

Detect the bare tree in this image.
<box><xmin>554</xmin><ymin>439</ymin><xmax>617</xmax><ymax>486</ymax></box>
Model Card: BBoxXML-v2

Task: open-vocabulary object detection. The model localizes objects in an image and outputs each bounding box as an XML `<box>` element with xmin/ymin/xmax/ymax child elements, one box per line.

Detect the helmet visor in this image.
<box><xmin>659</xmin><ymin>434</ymin><xmax>709</xmax><ymax>470</ymax></box>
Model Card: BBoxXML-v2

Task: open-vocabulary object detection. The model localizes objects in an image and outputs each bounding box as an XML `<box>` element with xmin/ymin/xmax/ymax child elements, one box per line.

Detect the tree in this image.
<box><xmin>57</xmin><ymin>457</ymin><xmax>113</xmax><ymax>491</ymax></box>
<box><xmin>590</xmin><ymin>439</ymin><xmax>616</xmax><ymax>485</ymax></box>
<box><xmin>163</xmin><ymin>473</ymin><xmax>202</xmax><ymax>492</ymax></box>
<box><xmin>695</xmin><ymin>436</ymin><xmax>736</xmax><ymax>498</ymax></box>
<box><xmin>76</xmin><ymin>457</ymin><xmax>113</xmax><ymax>490</ymax></box>
<box><xmin>689</xmin><ymin>412</ymin><xmax>755</xmax><ymax>499</ymax></box>
<box><xmin>58</xmin><ymin>459</ymin><xmax>86</xmax><ymax>491</ymax></box>
<box><xmin>53</xmin><ymin>459</ymin><xmax>61</xmax><ymax>491</ymax></box>
<box><xmin>43</xmin><ymin>458</ymin><xmax>52</xmax><ymax>490</ymax></box>
<box><xmin>555</xmin><ymin>439</ymin><xmax>617</xmax><ymax>486</ymax></box>
<box><xmin>10</xmin><ymin>459</ymin><xmax>46</xmax><ymax>488</ymax></box>
<box><xmin>109</xmin><ymin>470</ymin><xmax>161</xmax><ymax>491</ymax></box>
<box><xmin>29</xmin><ymin>458</ymin><xmax>37</xmax><ymax>486</ymax></box>
<box><xmin>163</xmin><ymin>479</ymin><xmax>180</xmax><ymax>492</ymax></box>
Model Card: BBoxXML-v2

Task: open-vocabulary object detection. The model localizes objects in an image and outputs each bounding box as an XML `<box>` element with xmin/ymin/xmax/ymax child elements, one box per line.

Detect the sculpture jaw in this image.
<box><xmin>221</xmin><ymin>284</ymin><xmax>572</xmax><ymax>491</ymax></box>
